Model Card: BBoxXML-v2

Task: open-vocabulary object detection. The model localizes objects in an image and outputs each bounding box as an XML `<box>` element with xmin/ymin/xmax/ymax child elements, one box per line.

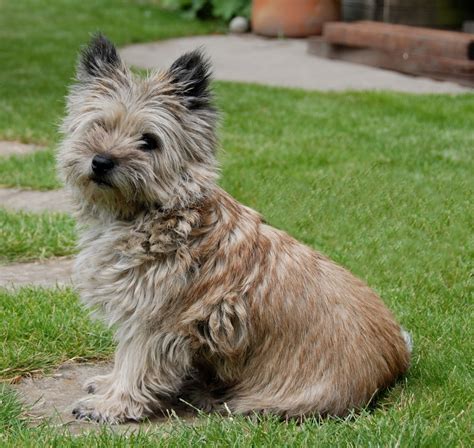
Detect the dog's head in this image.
<box><xmin>58</xmin><ymin>34</ymin><xmax>218</xmax><ymax>219</ymax></box>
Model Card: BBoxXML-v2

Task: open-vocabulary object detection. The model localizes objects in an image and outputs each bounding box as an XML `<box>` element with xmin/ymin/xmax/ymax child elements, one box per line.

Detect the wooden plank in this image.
<box><xmin>323</xmin><ymin>21</ymin><xmax>474</xmax><ymax>61</ymax></box>
<box><xmin>308</xmin><ymin>37</ymin><xmax>474</xmax><ymax>87</ymax></box>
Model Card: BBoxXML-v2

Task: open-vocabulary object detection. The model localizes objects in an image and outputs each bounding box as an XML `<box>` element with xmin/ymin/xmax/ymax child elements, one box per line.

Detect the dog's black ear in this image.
<box><xmin>77</xmin><ymin>33</ymin><xmax>125</xmax><ymax>81</ymax></box>
<box><xmin>169</xmin><ymin>49</ymin><xmax>213</xmax><ymax>110</ymax></box>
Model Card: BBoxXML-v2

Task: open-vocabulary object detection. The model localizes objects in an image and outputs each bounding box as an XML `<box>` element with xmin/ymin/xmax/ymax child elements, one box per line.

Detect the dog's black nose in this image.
<box><xmin>91</xmin><ymin>155</ymin><xmax>115</xmax><ymax>175</ymax></box>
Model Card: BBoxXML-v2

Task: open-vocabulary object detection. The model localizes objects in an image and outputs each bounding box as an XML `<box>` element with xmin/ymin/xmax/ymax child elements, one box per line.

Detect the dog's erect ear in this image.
<box><xmin>169</xmin><ymin>49</ymin><xmax>213</xmax><ymax>110</ymax></box>
<box><xmin>77</xmin><ymin>33</ymin><xmax>127</xmax><ymax>82</ymax></box>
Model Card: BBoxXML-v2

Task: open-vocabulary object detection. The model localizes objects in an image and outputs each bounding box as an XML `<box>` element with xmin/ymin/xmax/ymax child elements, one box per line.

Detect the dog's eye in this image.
<box><xmin>139</xmin><ymin>133</ymin><xmax>161</xmax><ymax>151</ymax></box>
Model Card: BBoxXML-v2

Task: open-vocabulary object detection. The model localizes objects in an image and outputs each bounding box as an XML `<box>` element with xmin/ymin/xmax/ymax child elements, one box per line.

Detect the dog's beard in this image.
<box><xmin>71</xmin><ymin>164</ymin><xmax>172</xmax><ymax>219</ymax></box>
<box><xmin>90</xmin><ymin>174</ymin><xmax>114</xmax><ymax>188</ymax></box>
<box><xmin>66</xmin><ymin>167</ymin><xmax>136</xmax><ymax>219</ymax></box>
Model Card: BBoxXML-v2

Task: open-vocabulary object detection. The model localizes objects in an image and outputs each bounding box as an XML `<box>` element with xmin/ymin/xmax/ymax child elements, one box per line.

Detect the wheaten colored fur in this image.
<box><xmin>58</xmin><ymin>35</ymin><xmax>411</xmax><ymax>424</ymax></box>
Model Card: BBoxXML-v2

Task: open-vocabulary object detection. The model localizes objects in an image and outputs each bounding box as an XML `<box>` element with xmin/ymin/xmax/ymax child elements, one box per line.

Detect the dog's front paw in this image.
<box><xmin>72</xmin><ymin>395</ymin><xmax>145</xmax><ymax>424</ymax></box>
<box><xmin>83</xmin><ymin>373</ymin><xmax>112</xmax><ymax>394</ymax></box>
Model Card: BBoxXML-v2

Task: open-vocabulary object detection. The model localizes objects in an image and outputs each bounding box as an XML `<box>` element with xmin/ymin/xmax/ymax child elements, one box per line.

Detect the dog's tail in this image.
<box><xmin>401</xmin><ymin>328</ymin><xmax>413</xmax><ymax>353</ymax></box>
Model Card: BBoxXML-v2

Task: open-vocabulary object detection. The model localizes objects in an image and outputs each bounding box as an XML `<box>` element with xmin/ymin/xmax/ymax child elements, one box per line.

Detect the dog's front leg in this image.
<box><xmin>72</xmin><ymin>332</ymin><xmax>191</xmax><ymax>424</ymax></box>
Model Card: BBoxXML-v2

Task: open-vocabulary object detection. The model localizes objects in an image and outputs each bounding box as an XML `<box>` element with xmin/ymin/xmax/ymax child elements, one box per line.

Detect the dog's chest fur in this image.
<box><xmin>74</xmin><ymin>189</ymin><xmax>262</xmax><ymax>375</ymax></box>
<box><xmin>74</xmin><ymin>206</ymin><xmax>203</xmax><ymax>330</ymax></box>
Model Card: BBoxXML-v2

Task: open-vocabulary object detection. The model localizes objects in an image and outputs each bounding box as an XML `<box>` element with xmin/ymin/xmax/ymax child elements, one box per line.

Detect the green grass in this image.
<box><xmin>0</xmin><ymin>386</ymin><xmax>472</xmax><ymax>446</ymax></box>
<box><xmin>0</xmin><ymin>209</ymin><xmax>76</xmax><ymax>263</ymax></box>
<box><xmin>0</xmin><ymin>287</ymin><xmax>113</xmax><ymax>380</ymax></box>
<box><xmin>0</xmin><ymin>149</ymin><xmax>60</xmax><ymax>190</ymax></box>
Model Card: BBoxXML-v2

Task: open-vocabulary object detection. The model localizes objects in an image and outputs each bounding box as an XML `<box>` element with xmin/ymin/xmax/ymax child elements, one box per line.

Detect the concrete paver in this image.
<box><xmin>0</xmin><ymin>188</ymin><xmax>70</xmax><ymax>213</ymax></box>
<box><xmin>13</xmin><ymin>362</ymin><xmax>196</xmax><ymax>433</ymax></box>
<box><xmin>0</xmin><ymin>141</ymin><xmax>45</xmax><ymax>158</ymax></box>
<box><xmin>121</xmin><ymin>34</ymin><xmax>470</xmax><ymax>94</ymax></box>
<box><xmin>0</xmin><ymin>257</ymin><xmax>74</xmax><ymax>288</ymax></box>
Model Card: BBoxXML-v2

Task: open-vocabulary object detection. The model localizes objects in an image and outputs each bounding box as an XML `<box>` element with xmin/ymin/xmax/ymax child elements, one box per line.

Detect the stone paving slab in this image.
<box><xmin>0</xmin><ymin>257</ymin><xmax>74</xmax><ymax>288</ymax></box>
<box><xmin>0</xmin><ymin>188</ymin><xmax>70</xmax><ymax>213</ymax></box>
<box><xmin>120</xmin><ymin>34</ymin><xmax>470</xmax><ymax>94</ymax></box>
<box><xmin>13</xmin><ymin>363</ymin><xmax>110</xmax><ymax>433</ymax></box>
<box><xmin>13</xmin><ymin>362</ymin><xmax>196</xmax><ymax>434</ymax></box>
<box><xmin>0</xmin><ymin>141</ymin><xmax>45</xmax><ymax>158</ymax></box>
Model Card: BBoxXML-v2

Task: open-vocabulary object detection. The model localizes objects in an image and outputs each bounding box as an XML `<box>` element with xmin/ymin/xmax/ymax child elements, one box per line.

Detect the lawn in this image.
<box><xmin>1</xmin><ymin>0</ymin><xmax>473</xmax><ymax>446</ymax></box>
<box><xmin>0</xmin><ymin>209</ymin><xmax>76</xmax><ymax>263</ymax></box>
<box><xmin>0</xmin><ymin>288</ymin><xmax>113</xmax><ymax>380</ymax></box>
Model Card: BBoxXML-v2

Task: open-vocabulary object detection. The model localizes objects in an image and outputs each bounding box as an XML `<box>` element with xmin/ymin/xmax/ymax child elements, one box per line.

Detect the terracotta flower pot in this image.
<box><xmin>252</xmin><ymin>0</ymin><xmax>341</xmax><ymax>37</ymax></box>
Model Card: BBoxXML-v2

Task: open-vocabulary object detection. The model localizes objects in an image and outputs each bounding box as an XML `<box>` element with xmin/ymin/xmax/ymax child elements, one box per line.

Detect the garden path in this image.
<box><xmin>0</xmin><ymin>141</ymin><xmax>45</xmax><ymax>157</ymax></box>
<box><xmin>121</xmin><ymin>34</ymin><xmax>470</xmax><ymax>93</ymax></box>
<box><xmin>0</xmin><ymin>257</ymin><xmax>73</xmax><ymax>288</ymax></box>
<box><xmin>0</xmin><ymin>141</ymin><xmax>72</xmax><ymax>287</ymax></box>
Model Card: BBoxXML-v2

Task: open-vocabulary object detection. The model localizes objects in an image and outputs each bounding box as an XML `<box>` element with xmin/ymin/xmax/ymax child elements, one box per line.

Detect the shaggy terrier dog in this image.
<box><xmin>58</xmin><ymin>34</ymin><xmax>411</xmax><ymax>424</ymax></box>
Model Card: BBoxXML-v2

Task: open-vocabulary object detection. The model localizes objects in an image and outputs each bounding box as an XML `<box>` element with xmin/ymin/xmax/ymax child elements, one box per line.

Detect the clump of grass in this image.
<box><xmin>0</xmin><ymin>287</ymin><xmax>113</xmax><ymax>380</ymax></box>
<box><xmin>0</xmin><ymin>385</ymin><xmax>26</xmax><ymax>435</ymax></box>
<box><xmin>0</xmin><ymin>209</ymin><xmax>76</xmax><ymax>263</ymax></box>
<box><xmin>0</xmin><ymin>395</ymin><xmax>471</xmax><ymax>446</ymax></box>
<box><xmin>0</xmin><ymin>149</ymin><xmax>60</xmax><ymax>190</ymax></box>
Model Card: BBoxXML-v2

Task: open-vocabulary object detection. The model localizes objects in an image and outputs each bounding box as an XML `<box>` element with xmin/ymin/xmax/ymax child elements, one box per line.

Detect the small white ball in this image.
<box><xmin>229</xmin><ymin>16</ymin><xmax>249</xmax><ymax>34</ymax></box>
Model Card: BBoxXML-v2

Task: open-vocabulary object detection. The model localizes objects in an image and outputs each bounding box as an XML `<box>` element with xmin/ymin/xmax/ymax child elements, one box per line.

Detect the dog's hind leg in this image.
<box><xmin>220</xmin><ymin>378</ymin><xmax>345</xmax><ymax>419</ymax></box>
<box><xmin>72</xmin><ymin>331</ymin><xmax>192</xmax><ymax>423</ymax></box>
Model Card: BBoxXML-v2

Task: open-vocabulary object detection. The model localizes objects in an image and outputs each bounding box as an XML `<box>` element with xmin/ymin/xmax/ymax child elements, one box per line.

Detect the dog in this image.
<box><xmin>57</xmin><ymin>34</ymin><xmax>411</xmax><ymax>424</ymax></box>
